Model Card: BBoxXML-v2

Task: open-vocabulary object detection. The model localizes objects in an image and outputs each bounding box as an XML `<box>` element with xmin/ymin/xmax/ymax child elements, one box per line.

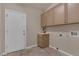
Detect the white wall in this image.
<box><xmin>24</xmin><ymin>7</ymin><xmax>42</xmax><ymax>47</ymax></box>
<box><xmin>0</xmin><ymin>4</ymin><xmax>2</xmax><ymax>54</ymax></box>
<box><xmin>47</xmin><ymin>24</ymin><xmax>79</xmax><ymax>56</ymax></box>
<box><xmin>0</xmin><ymin>3</ymin><xmax>42</xmax><ymax>54</ymax></box>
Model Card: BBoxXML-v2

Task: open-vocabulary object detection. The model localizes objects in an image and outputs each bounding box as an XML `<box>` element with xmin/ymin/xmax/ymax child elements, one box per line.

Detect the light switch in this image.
<box><xmin>70</xmin><ymin>31</ymin><xmax>79</xmax><ymax>37</ymax></box>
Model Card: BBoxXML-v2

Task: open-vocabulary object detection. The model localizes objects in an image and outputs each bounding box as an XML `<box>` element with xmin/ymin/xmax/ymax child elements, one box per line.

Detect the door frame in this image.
<box><xmin>4</xmin><ymin>8</ymin><xmax>27</xmax><ymax>54</ymax></box>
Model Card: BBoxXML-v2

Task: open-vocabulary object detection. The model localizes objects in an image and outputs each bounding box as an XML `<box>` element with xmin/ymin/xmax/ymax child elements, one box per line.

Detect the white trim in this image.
<box><xmin>0</xmin><ymin>45</ymin><xmax>37</xmax><ymax>56</ymax></box>
<box><xmin>59</xmin><ymin>50</ymin><xmax>73</xmax><ymax>56</ymax></box>
<box><xmin>25</xmin><ymin>44</ymin><xmax>37</xmax><ymax>49</ymax></box>
<box><xmin>0</xmin><ymin>52</ymin><xmax>6</xmax><ymax>56</ymax></box>
<box><xmin>49</xmin><ymin>45</ymin><xmax>73</xmax><ymax>56</ymax></box>
<box><xmin>1</xmin><ymin>45</ymin><xmax>73</xmax><ymax>56</ymax></box>
<box><xmin>49</xmin><ymin>45</ymin><xmax>57</xmax><ymax>50</ymax></box>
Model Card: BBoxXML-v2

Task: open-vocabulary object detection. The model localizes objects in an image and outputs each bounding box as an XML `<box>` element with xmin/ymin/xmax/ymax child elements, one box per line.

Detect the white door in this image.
<box><xmin>5</xmin><ymin>9</ymin><xmax>26</xmax><ymax>54</ymax></box>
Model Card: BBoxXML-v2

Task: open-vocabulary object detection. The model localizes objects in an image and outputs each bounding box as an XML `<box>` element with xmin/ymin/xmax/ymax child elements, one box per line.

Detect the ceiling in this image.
<box><xmin>21</xmin><ymin>3</ymin><xmax>52</xmax><ymax>11</ymax></box>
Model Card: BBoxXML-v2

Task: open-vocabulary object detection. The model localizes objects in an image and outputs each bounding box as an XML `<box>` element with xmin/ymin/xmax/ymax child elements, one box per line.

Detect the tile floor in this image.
<box><xmin>4</xmin><ymin>47</ymin><xmax>66</xmax><ymax>56</ymax></box>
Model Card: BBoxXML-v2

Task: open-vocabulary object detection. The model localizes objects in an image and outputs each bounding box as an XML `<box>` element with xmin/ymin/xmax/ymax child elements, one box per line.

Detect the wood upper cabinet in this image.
<box><xmin>41</xmin><ymin>3</ymin><xmax>79</xmax><ymax>27</ymax></box>
<box><xmin>46</xmin><ymin>9</ymin><xmax>54</xmax><ymax>26</ymax></box>
<box><xmin>54</xmin><ymin>4</ymin><xmax>65</xmax><ymax>25</ymax></box>
<box><xmin>68</xmin><ymin>4</ymin><xmax>79</xmax><ymax>23</ymax></box>
<box><xmin>41</xmin><ymin>9</ymin><xmax>54</xmax><ymax>27</ymax></box>
<box><xmin>41</xmin><ymin>12</ymin><xmax>47</xmax><ymax>26</ymax></box>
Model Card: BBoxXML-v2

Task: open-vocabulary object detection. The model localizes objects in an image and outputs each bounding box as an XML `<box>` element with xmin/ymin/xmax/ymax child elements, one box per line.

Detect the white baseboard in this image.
<box><xmin>49</xmin><ymin>45</ymin><xmax>57</xmax><ymax>50</ymax></box>
<box><xmin>2</xmin><ymin>52</ymin><xmax>6</xmax><ymax>56</ymax></box>
<box><xmin>0</xmin><ymin>45</ymin><xmax>37</xmax><ymax>56</ymax></box>
<box><xmin>0</xmin><ymin>52</ymin><xmax>6</xmax><ymax>56</ymax></box>
<box><xmin>25</xmin><ymin>44</ymin><xmax>37</xmax><ymax>49</ymax></box>
<box><xmin>49</xmin><ymin>45</ymin><xmax>73</xmax><ymax>56</ymax></box>
<box><xmin>1</xmin><ymin>45</ymin><xmax>73</xmax><ymax>56</ymax></box>
<box><xmin>59</xmin><ymin>50</ymin><xmax>73</xmax><ymax>56</ymax></box>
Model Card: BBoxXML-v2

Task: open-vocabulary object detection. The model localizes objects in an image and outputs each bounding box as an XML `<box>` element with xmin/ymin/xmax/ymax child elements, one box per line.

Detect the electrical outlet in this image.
<box><xmin>56</xmin><ymin>48</ymin><xmax>59</xmax><ymax>50</ymax></box>
<box><xmin>59</xmin><ymin>34</ymin><xmax>62</xmax><ymax>37</ymax></box>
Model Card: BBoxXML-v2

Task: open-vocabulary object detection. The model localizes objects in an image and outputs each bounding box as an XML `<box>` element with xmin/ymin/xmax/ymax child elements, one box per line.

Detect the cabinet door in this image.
<box><xmin>46</xmin><ymin>9</ymin><xmax>54</xmax><ymax>26</ymax></box>
<box><xmin>68</xmin><ymin>4</ymin><xmax>79</xmax><ymax>23</ymax></box>
<box><xmin>41</xmin><ymin>13</ymin><xmax>47</xmax><ymax>26</ymax></box>
<box><xmin>54</xmin><ymin>4</ymin><xmax>65</xmax><ymax>25</ymax></box>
